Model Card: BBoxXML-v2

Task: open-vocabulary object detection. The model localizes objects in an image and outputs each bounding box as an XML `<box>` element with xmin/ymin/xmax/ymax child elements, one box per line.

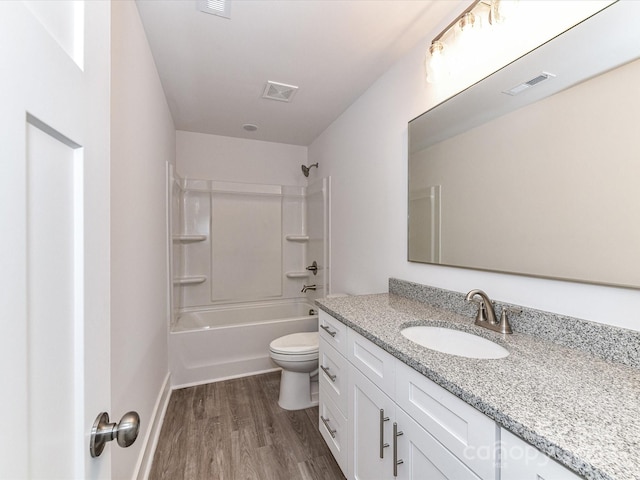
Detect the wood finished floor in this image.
<box><xmin>149</xmin><ymin>371</ymin><xmax>345</xmax><ymax>480</ymax></box>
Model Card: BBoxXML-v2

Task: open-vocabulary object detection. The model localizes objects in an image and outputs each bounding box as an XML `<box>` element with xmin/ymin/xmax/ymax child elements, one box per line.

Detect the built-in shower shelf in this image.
<box><xmin>286</xmin><ymin>272</ymin><xmax>310</xmax><ymax>279</ymax></box>
<box><xmin>173</xmin><ymin>234</ymin><xmax>207</xmax><ymax>243</ymax></box>
<box><xmin>285</xmin><ymin>235</ymin><xmax>309</xmax><ymax>242</ymax></box>
<box><xmin>173</xmin><ymin>276</ymin><xmax>207</xmax><ymax>286</ymax></box>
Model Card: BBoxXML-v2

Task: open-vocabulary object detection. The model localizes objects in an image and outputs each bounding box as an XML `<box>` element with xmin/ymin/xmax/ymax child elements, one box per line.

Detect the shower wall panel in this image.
<box><xmin>211</xmin><ymin>192</ymin><xmax>282</xmax><ymax>302</ymax></box>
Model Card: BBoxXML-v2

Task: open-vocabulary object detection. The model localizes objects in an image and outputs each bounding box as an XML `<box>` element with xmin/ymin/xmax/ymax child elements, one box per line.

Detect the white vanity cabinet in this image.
<box><xmin>346</xmin><ymin>328</ymin><xmax>491</xmax><ymax>480</ymax></box>
<box><xmin>349</xmin><ymin>365</ymin><xmax>482</xmax><ymax>480</ymax></box>
<box><xmin>318</xmin><ymin>310</ymin><xmax>578</xmax><ymax>480</ymax></box>
<box><xmin>500</xmin><ymin>429</ymin><xmax>582</xmax><ymax>480</ymax></box>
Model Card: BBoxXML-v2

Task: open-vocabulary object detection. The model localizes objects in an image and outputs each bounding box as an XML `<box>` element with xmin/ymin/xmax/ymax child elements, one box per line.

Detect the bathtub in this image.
<box><xmin>169</xmin><ymin>300</ymin><xmax>318</xmax><ymax>387</ymax></box>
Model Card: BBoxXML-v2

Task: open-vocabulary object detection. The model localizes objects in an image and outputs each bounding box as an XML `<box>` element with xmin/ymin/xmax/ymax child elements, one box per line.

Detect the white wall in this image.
<box><xmin>111</xmin><ymin>1</ymin><xmax>174</xmax><ymax>478</ymax></box>
<box><xmin>176</xmin><ymin>130</ymin><xmax>308</xmax><ymax>186</ymax></box>
<box><xmin>308</xmin><ymin>4</ymin><xmax>640</xmax><ymax>332</ymax></box>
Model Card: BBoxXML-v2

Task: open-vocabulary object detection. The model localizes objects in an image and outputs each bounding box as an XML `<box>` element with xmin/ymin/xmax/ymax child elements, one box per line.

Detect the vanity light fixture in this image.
<box><xmin>426</xmin><ymin>0</ymin><xmax>512</xmax><ymax>83</ymax></box>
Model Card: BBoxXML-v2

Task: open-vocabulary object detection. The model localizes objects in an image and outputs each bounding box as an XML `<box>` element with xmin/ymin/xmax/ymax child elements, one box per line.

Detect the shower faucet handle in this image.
<box><xmin>306</xmin><ymin>261</ymin><xmax>318</xmax><ymax>275</ymax></box>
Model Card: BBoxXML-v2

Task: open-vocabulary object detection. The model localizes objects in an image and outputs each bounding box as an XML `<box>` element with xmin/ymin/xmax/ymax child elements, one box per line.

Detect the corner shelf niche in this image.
<box><xmin>285</xmin><ymin>234</ymin><xmax>309</xmax><ymax>242</ymax></box>
<box><xmin>172</xmin><ymin>276</ymin><xmax>207</xmax><ymax>286</ymax></box>
<box><xmin>286</xmin><ymin>271</ymin><xmax>311</xmax><ymax>279</ymax></box>
<box><xmin>173</xmin><ymin>234</ymin><xmax>207</xmax><ymax>243</ymax></box>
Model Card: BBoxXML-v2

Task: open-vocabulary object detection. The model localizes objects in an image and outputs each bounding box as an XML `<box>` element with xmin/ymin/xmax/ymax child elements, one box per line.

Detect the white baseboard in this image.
<box><xmin>172</xmin><ymin>366</ymin><xmax>281</xmax><ymax>390</ymax></box>
<box><xmin>134</xmin><ymin>372</ymin><xmax>172</xmax><ymax>480</ymax></box>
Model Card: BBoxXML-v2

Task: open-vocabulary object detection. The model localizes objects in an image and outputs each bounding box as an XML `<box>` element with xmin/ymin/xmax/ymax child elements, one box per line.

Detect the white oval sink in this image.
<box><xmin>401</xmin><ymin>326</ymin><xmax>509</xmax><ymax>359</ymax></box>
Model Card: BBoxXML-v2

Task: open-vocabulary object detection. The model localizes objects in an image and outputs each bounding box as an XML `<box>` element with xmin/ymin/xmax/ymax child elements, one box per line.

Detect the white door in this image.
<box><xmin>0</xmin><ymin>1</ymin><xmax>111</xmax><ymax>479</ymax></box>
<box><xmin>349</xmin><ymin>366</ymin><xmax>394</xmax><ymax>479</ymax></box>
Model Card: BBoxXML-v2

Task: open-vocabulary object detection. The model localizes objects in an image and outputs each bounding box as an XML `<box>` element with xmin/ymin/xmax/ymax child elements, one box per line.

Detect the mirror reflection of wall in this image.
<box><xmin>408</xmin><ymin>185</ymin><xmax>441</xmax><ymax>263</ymax></box>
<box><xmin>408</xmin><ymin>2</ymin><xmax>640</xmax><ymax>288</ymax></box>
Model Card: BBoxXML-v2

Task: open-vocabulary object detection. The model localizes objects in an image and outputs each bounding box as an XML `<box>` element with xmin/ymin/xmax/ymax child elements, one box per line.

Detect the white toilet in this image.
<box><xmin>269</xmin><ymin>331</ymin><xmax>319</xmax><ymax>410</ymax></box>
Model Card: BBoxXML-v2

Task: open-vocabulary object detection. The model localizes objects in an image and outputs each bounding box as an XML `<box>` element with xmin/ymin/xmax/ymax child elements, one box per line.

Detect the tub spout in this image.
<box><xmin>301</xmin><ymin>284</ymin><xmax>316</xmax><ymax>293</ymax></box>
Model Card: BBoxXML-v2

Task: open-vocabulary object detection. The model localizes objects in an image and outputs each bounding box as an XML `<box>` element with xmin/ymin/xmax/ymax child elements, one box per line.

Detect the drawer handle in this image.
<box><xmin>393</xmin><ymin>422</ymin><xmax>404</xmax><ymax>477</ymax></box>
<box><xmin>379</xmin><ymin>409</ymin><xmax>389</xmax><ymax>458</ymax></box>
<box><xmin>320</xmin><ymin>365</ymin><xmax>337</xmax><ymax>382</ymax></box>
<box><xmin>320</xmin><ymin>324</ymin><xmax>337</xmax><ymax>337</ymax></box>
<box><xmin>320</xmin><ymin>415</ymin><xmax>337</xmax><ymax>438</ymax></box>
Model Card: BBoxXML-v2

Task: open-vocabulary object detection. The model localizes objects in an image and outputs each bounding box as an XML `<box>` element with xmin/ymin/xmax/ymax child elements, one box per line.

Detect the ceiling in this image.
<box><xmin>135</xmin><ymin>0</ymin><xmax>461</xmax><ymax>146</ymax></box>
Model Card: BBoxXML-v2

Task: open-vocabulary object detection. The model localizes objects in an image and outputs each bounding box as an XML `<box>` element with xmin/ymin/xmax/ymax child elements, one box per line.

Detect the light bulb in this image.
<box><xmin>426</xmin><ymin>41</ymin><xmax>447</xmax><ymax>84</ymax></box>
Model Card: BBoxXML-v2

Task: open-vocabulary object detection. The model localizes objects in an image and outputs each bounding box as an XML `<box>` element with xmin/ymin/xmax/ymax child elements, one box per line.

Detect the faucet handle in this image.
<box><xmin>498</xmin><ymin>307</ymin><xmax>520</xmax><ymax>334</ymax></box>
<box><xmin>468</xmin><ymin>297</ymin><xmax>488</xmax><ymax>323</ymax></box>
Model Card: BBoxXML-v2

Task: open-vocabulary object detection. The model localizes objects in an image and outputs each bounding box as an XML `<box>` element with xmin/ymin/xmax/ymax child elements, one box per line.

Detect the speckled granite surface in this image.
<box><xmin>316</xmin><ymin>287</ymin><xmax>640</xmax><ymax>480</ymax></box>
<box><xmin>389</xmin><ymin>278</ymin><xmax>640</xmax><ymax>368</ymax></box>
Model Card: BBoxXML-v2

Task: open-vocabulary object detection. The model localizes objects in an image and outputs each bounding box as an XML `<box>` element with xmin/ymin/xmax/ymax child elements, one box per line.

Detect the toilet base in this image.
<box><xmin>277</xmin><ymin>369</ymin><xmax>319</xmax><ymax>410</ymax></box>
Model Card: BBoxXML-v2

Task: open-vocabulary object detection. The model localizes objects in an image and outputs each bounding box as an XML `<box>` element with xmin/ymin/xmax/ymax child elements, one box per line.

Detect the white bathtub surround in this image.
<box><xmin>169</xmin><ymin>299</ymin><xmax>318</xmax><ymax>387</ymax></box>
<box><xmin>169</xmin><ymin>176</ymin><xmax>330</xmax><ymax>320</ymax></box>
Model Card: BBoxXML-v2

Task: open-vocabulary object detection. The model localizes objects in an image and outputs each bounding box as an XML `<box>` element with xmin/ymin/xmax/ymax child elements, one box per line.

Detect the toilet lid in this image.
<box><xmin>269</xmin><ymin>332</ymin><xmax>319</xmax><ymax>354</ymax></box>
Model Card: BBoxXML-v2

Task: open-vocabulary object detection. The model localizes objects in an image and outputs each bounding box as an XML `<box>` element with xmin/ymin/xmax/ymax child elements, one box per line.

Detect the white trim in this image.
<box><xmin>172</xmin><ymin>367</ymin><xmax>281</xmax><ymax>390</ymax></box>
<box><xmin>134</xmin><ymin>372</ymin><xmax>172</xmax><ymax>480</ymax></box>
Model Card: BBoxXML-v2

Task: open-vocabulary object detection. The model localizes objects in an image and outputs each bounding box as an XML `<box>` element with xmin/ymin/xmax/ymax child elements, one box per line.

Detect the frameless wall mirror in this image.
<box><xmin>408</xmin><ymin>1</ymin><xmax>640</xmax><ymax>288</ymax></box>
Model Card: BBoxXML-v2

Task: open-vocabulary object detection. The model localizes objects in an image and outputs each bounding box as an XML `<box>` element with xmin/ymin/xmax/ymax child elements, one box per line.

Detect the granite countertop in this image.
<box><xmin>315</xmin><ymin>292</ymin><xmax>640</xmax><ymax>480</ymax></box>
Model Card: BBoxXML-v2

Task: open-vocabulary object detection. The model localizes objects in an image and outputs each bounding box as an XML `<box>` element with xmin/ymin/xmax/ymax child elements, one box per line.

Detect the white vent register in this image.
<box><xmin>262</xmin><ymin>81</ymin><xmax>299</xmax><ymax>102</ymax></box>
<box><xmin>197</xmin><ymin>0</ymin><xmax>231</xmax><ymax>19</ymax></box>
<box><xmin>503</xmin><ymin>72</ymin><xmax>556</xmax><ymax>96</ymax></box>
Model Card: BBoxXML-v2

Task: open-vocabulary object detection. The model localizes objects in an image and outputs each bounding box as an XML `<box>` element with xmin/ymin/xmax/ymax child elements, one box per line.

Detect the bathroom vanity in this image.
<box><xmin>315</xmin><ymin>279</ymin><xmax>640</xmax><ymax>480</ymax></box>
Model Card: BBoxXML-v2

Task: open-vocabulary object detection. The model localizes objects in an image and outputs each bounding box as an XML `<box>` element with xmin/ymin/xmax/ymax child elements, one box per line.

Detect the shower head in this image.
<box><xmin>302</xmin><ymin>163</ymin><xmax>319</xmax><ymax>177</ymax></box>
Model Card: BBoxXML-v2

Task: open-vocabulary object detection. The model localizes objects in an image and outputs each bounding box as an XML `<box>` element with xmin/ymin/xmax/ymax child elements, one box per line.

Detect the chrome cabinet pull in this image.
<box><xmin>320</xmin><ymin>415</ymin><xmax>337</xmax><ymax>438</ymax></box>
<box><xmin>320</xmin><ymin>364</ymin><xmax>337</xmax><ymax>382</ymax></box>
<box><xmin>393</xmin><ymin>422</ymin><xmax>404</xmax><ymax>477</ymax></box>
<box><xmin>379</xmin><ymin>408</ymin><xmax>390</xmax><ymax>458</ymax></box>
<box><xmin>320</xmin><ymin>324</ymin><xmax>337</xmax><ymax>337</ymax></box>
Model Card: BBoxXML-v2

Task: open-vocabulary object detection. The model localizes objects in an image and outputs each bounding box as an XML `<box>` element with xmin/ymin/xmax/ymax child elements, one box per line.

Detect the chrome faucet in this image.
<box><xmin>301</xmin><ymin>284</ymin><xmax>316</xmax><ymax>293</ymax></box>
<box><xmin>465</xmin><ymin>289</ymin><xmax>514</xmax><ymax>334</ymax></box>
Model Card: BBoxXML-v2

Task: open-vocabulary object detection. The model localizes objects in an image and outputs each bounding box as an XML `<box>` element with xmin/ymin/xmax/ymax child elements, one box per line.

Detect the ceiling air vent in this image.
<box><xmin>503</xmin><ymin>72</ymin><xmax>556</xmax><ymax>96</ymax></box>
<box><xmin>197</xmin><ymin>0</ymin><xmax>231</xmax><ymax>19</ymax></box>
<box><xmin>262</xmin><ymin>81</ymin><xmax>299</xmax><ymax>103</ymax></box>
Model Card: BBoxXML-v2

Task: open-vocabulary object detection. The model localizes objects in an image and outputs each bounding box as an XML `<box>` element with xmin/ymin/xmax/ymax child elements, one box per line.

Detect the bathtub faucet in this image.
<box><xmin>301</xmin><ymin>284</ymin><xmax>316</xmax><ymax>293</ymax></box>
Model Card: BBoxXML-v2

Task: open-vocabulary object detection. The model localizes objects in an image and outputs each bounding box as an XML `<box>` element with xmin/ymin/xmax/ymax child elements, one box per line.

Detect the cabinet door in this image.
<box><xmin>349</xmin><ymin>365</ymin><xmax>395</xmax><ymax>480</ymax></box>
<box><xmin>395</xmin><ymin>408</ymin><xmax>482</xmax><ymax>480</ymax></box>
<box><xmin>396</xmin><ymin>361</ymin><xmax>498</xmax><ymax>480</ymax></box>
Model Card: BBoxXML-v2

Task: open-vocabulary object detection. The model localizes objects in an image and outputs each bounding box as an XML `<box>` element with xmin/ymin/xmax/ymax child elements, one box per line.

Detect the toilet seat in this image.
<box><xmin>269</xmin><ymin>332</ymin><xmax>318</xmax><ymax>355</ymax></box>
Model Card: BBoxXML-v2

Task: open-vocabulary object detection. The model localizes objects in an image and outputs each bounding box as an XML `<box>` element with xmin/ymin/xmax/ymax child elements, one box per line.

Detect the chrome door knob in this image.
<box><xmin>90</xmin><ymin>411</ymin><xmax>140</xmax><ymax>457</ymax></box>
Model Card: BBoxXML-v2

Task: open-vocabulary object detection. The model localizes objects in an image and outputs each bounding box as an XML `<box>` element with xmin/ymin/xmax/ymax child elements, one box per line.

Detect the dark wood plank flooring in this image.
<box><xmin>149</xmin><ymin>371</ymin><xmax>345</xmax><ymax>480</ymax></box>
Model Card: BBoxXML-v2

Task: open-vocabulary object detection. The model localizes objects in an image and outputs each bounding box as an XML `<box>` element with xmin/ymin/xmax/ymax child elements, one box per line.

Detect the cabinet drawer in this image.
<box><xmin>319</xmin><ymin>338</ymin><xmax>348</xmax><ymax>416</ymax></box>
<box><xmin>396</xmin><ymin>361</ymin><xmax>498</xmax><ymax>480</ymax></box>
<box><xmin>501</xmin><ymin>429</ymin><xmax>581</xmax><ymax>480</ymax></box>
<box><xmin>319</xmin><ymin>391</ymin><xmax>348</xmax><ymax>477</ymax></box>
<box><xmin>347</xmin><ymin>328</ymin><xmax>396</xmax><ymax>397</ymax></box>
<box><xmin>319</xmin><ymin>310</ymin><xmax>348</xmax><ymax>356</ymax></box>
